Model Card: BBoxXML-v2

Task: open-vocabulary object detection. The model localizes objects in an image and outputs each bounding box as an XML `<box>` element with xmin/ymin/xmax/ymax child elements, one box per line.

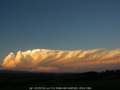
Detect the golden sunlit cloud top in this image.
<box><xmin>2</xmin><ymin>48</ymin><xmax>120</xmax><ymax>72</ymax></box>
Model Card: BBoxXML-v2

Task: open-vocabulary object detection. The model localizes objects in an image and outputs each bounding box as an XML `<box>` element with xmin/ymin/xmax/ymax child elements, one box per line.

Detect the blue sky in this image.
<box><xmin>0</xmin><ymin>0</ymin><xmax>120</xmax><ymax>66</ymax></box>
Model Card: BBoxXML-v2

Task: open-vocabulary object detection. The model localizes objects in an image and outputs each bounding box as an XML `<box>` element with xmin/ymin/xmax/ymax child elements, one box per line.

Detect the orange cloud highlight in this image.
<box><xmin>2</xmin><ymin>48</ymin><xmax>120</xmax><ymax>72</ymax></box>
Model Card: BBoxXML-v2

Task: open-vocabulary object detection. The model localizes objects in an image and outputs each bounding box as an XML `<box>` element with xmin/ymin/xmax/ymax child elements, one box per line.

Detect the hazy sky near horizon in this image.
<box><xmin>0</xmin><ymin>0</ymin><xmax>120</xmax><ymax>72</ymax></box>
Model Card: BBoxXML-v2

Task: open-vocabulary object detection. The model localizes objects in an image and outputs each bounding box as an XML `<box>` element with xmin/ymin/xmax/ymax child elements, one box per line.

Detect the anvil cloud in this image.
<box><xmin>2</xmin><ymin>48</ymin><xmax>120</xmax><ymax>72</ymax></box>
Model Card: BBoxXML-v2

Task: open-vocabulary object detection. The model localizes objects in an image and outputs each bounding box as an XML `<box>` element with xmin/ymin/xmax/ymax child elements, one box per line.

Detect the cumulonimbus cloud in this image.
<box><xmin>2</xmin><ymin>48</ymin><xmax>120</xmax><ymax>72</ymax></box>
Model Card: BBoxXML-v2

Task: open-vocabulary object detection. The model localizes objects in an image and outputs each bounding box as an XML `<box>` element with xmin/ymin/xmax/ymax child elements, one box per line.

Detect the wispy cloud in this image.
<box><xmin>2</xmin><ymin>48</ymin><xmax>120</xmax><ymax>72</ymax></box>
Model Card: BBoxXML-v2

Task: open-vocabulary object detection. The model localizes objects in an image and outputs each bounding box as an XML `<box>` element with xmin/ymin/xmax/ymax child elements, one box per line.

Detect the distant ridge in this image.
<box><xmin>0</xmin><ymin>70</ymin><xmax>49</xmax><ymax>73</ymax></box>
<box><xmin>0</xmin><ymin>70</ymin><xmax>30</xmax><ymax>73</ymax></box>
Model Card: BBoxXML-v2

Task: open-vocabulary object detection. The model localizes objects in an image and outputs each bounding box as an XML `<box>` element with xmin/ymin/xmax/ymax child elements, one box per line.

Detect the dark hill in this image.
<box><xmin>0</xmin><ymin>69</ymin><xmax>120</xmax><ymax>90</ymax></box>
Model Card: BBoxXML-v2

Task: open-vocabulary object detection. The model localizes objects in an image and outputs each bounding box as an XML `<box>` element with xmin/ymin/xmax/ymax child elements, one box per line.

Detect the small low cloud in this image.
<box><xmin>2</xmin><ymin>48</ymin><xmax>120</xmax><ymax>72</ymax></box>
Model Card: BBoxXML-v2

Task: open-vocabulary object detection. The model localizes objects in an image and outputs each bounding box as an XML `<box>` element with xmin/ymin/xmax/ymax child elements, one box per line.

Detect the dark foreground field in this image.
<box><xmin>0</xmin><ymin>70</ymin><xmax>120</xmax><ymax>90</ymax></box>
